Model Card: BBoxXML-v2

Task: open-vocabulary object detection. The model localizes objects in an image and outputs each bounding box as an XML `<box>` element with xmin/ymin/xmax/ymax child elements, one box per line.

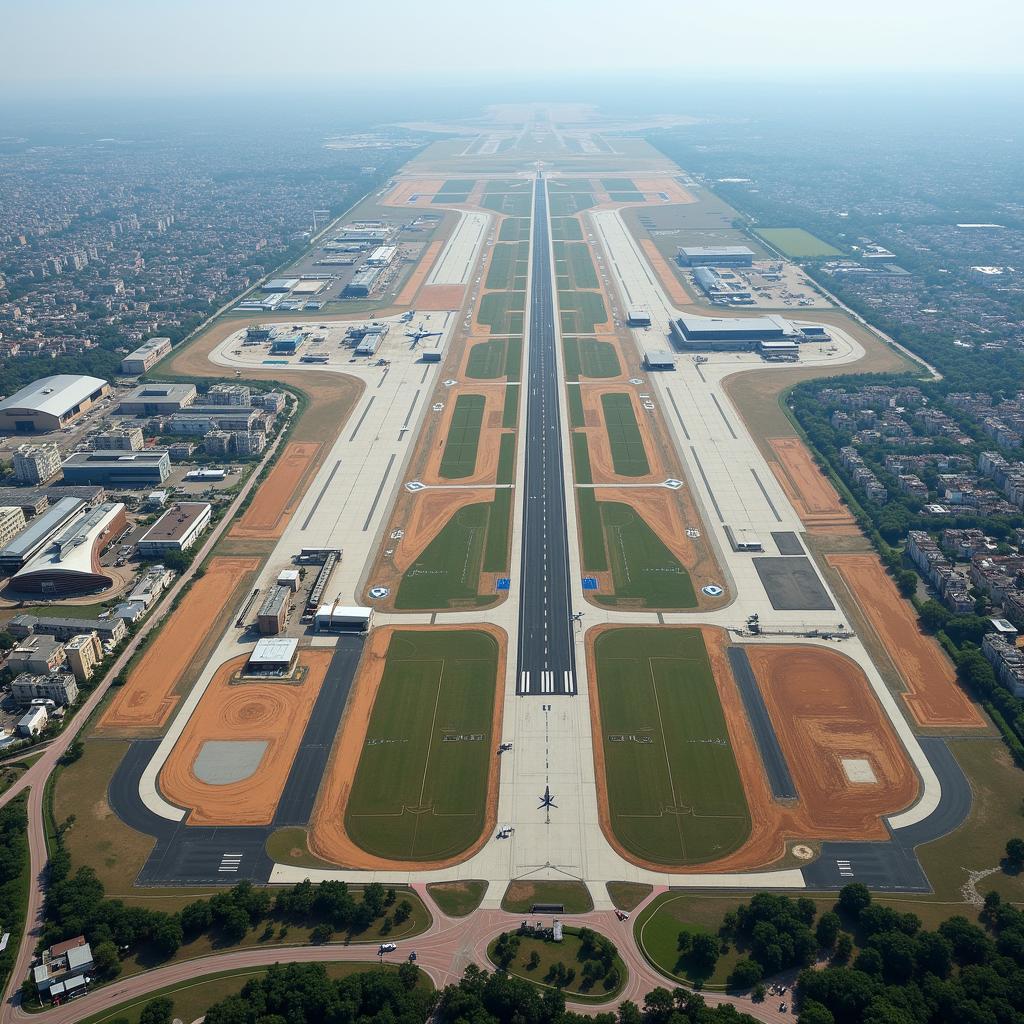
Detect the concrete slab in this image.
<box><xmin>753</xmin><ymin>556</ymin><xmax>835</xmax><ymax>611</ymax></box>
<box><xmin>771</xmin><ymin>531</ymin><xmax>804</xmax><ymax>556</ymax></box>
<box><xmin>193</xmin><ymin>741</ymin><xmax>268</xmax><ymax>785</ymax></box>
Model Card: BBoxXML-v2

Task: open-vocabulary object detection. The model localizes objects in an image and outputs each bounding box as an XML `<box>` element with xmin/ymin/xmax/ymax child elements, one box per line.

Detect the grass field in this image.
<box><xmin>466</xmin><ymin>337</ymin><xmax>522</xmax><ymax>379</ymax></box>
<box><xmin>427</xmin><ymin>880</ymin><xmax>489</xmax><ymax>917</ymax></box>
<box><xmin>499</xmin><ymin>217</ymin><xmax>531</xmax><ymax>242</ymax></box>
<box><xmin>756</xmin><ymin>227</ymin><xmax>842</xmax><ymax>258</ymax></box>
<box><xmin>483</xmin><ymin>192</ymin><xmax>532</xmax><ymax>217</ymax></box>
<box><xmin>502</xmin><ymin>384</ymin><xmax>520</xmax><ymax>427</ymax></box>
<box><xmin>559</xmin><ymin>290</ymin><xmax>607</xmax><ymax>334</ymax></box>
<box><xmin>549</xmin><ymin>191</ymin><xmax>596</xmax><ymax>217</ymax></box>
<box><xmin>501</xmin><ymin>880</ymin><xmax>595</xmax><ymax>914</ymax></box>
<box><xmin>601</xmin><ymin>393</ymin><xmax>650</xmax><ymax>476</ymax></box>
<box><xmin>551</xmin><ymin>217</ymin><xmax>584</xmax><ymax>241</ymax></box>
<box><xmin>478</xmin><ymin>292</ymin><xmax>525</xmax><ymax>334</ymax></box>
<box><xmin>563</xmin><ymin>339</ymin><xmax>620</xmax><ymax>380</ymax></box>
<box><xmin>606</xmin><ymin>882</ymin><xmax>652</xmax><ymax>912</ymax></box>
<box><xmin>485</xmin><ymin>241</ymin><xmax>529</xmax><ymax>290</ymax></box>
<box><xmin>396</xmin><ymin>503</ymin><xmax>504</xmax><ymax>608</ymax></box>
<box><xmin>439</xmin><ymin>394</ymin><xmax>485</xmax><ymax>479</ymax></box>
<box><xmin>345</xmin><ymin>630</ymin><xmax>498</xmax><ymax>860</ymax></box>
<box><xmin>593</xmin><ymin>628</ymin><xmax>750</xmax><ymax>864</ymax></box>
<box><xmin>634</xmin><ymin>892</ymin><xmax>742</xmax><ymax>988</ymax></box>
<box><xmin>596</xmin><ymin>503</ymin><xmax>696</xmax><ymax>608</ymax></box>
<box><xmin>602</xmin><ymin>178</ymin><xmax>637</xmax><ymax>191</ymax></box>
<box><xmin>572</xmin><ymin>435</ymin><xmax>607</xmax><ymax>571</ymax></box>
<box><xmin>554</xmin><ymin>241</ymin><xmax>599</xmax><ymax>289</ymax></box>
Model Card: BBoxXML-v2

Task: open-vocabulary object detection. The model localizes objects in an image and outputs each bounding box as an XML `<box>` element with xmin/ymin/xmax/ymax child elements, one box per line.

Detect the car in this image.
<box><xmin>378</xmin><ymin>942</ymin><xmax>398</xmax><ymax>954</ymax></box>
<box><xmin>408</xmin><ymin>951</ymin><xmax>417</xmax><ymax>962</ymax></box>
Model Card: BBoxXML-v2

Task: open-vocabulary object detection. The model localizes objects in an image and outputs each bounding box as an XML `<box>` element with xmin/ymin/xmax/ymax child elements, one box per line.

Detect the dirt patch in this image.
<box><xmin>306</xmin><ymin>623</ymin><xmax>505</xmax><ymax>869</ymax></box>
<box><xmin>99</xmin><ymin>557</ymin><xmax>260</xmax><ymax>734</ymax></box>
<box><xmin>640</xmin><ymin>239</ymin><xmax>693</xmax><ymax>307</ymax></box>
<box><xmin>159</xmin><ymin>650</ymin><xmax>331</xmax><ymax>826</ymax></box>
<box><xmin>421</xmin><ymin>387</ymin><xmax>507</xmax><ymax>486</ymax></box>
<box><xmin>396</xmin><ymin>240</ymin><xmax>444</xmax><ymax>305</ymax></box>
<box><xmin>631</xmin><ymin>177</ymin><xmax>697</xmax><ymax>205</ymax></box>
<box><xmin>381</xmin><ymin>179</ymin><xmax>444</xmax><ymax>206</ymax></box>
<box><xmin>767</xmin><ymin>437</ymin><xmax>858</xmax><ymax>532</ymax></box>
<box><xmin>416</xmin><ymin>284</ymin><xmax>466</xmax><ymax>309</ymax></box>
<box><xmin>828</xmin><ymin>553</ymin><xmax>986</xmax><ymax>729</ymax></box>
<box><xmin>231</xmin><ymin>441</ymin><xmax>323</xmax><ymax>539</ymax></box>
<box><xmin>586</xmin><ymin>625</ymin><xmax>920</xmax><ymax>872</ymax></box>
<box><xmin>579</xmin><ymin>386</ymin><xmax>665</xmax><ymax>484</ymax></box>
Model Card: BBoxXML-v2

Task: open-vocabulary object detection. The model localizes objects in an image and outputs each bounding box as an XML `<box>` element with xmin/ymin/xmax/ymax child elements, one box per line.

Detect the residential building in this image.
<box><xmin>8</xmin><ymin>613</ymin><xmax>127</xmax><ymax>645</ymax></box>
<box><xmin>64</xmin><ymin>632</ymin><xmax>103</xmax><ymax>683</ymax></box>
<box><xmin>11</xmin><ymin>671</ymin><xmax>78</xmax><ymax>707</ymax></box>
<box><xmin>0</xmin><ymin>506</ymin><xmax>27</xmax><ymax>548</ymax></box>
<box><xmin>13</xmin><ymin>443</ymin><xmax>62</xmax><ymax>485</ymax></box>
<box><xmin>5</xmin><ymin>634</ymin><xmax>66</xmax><ymax>675</ymax></box>
<box><xmin>92</xmin><ymin>427</ymin><xmax>144</xmax><ymax>451</ymax></box>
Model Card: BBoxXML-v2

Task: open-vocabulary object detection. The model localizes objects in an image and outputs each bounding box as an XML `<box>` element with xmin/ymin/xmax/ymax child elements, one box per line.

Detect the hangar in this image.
<box><xmin>0</xmin><ymin>375</ymin><xmax>110</xmax><ymax>433</ymax></box>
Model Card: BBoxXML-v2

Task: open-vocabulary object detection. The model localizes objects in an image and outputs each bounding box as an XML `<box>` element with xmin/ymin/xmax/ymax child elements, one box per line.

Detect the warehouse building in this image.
<box><xmin>256</xmin><ymin>585</ymin><xmax>290</xmax><ymax>636</ymax></box>
<box><xmin>61</xmin><ymin>450</ymin><xmax>171</xmax><ymax>487</ymax></box>
<box><xmin>344</xmin><ymin>266</ymin><xmax>382</xmax><ymax>297</ymax></box>
<box><xmin>269</xmin><ymin>331</ymin><xmax>305</xmax><ymax>355</ymax></box>
<box><xmin>670</xmin><ymin>312</ymin><xmax>803</xmax><ymax>350</ymax></box>
<box><xmin>0</xmin><ymin>497</ymin><xmax>87</xmax><ymax>572</ymax></box>
<box><xmin>247</xmin><ymin>637</ymin><xmax>298</xmax><ymax>676</ymax></box>
<box><xmin>677</xmin><ymin>245</ymin><xmax>755</xmax><ymax>267</ymax></box>
<box><xmin>11</xmin><ymin>503</ymin><xmax>126</xmax><ymax>596</ymax></box>
<box><xmin>314</xmin><ymin>603</ymin><xmax>372</xmax><ymax>632</ymax></box>
<box><xmin>0</xmin><ymin>375</ymin><xmax>110</xmax><ymax>433</ymax></box>
<box><xmin>137</xmin><ymin>502</ymin><xmax>211</xmax><ymax>556</ymax></box>
<box><xmin>120</xmin><ymin>337</ymin><xmax>172</xmax><ymax>375</ymax></box>
<box><xmin>118</xmin><ymin>383</ymin><xmax>197</xmax><ymax>415</ymax></box>
<box><xmin>366</xmin><ymin>245</ymin><xmax>398</xmax><ymax>267</ymax></box>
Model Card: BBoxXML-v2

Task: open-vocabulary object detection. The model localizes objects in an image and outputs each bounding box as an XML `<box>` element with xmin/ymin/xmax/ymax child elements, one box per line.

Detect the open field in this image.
<box><xmin>100</xmin><ymin>557</ymin><xmax>260</xmax><ymax>734</ymax></box>
<box><xmin>767</xmin><ymin>436</ymin><xmax>858</xmax><ymax>532</ymax></box>
<box><xmin>158</xmin><ymin>650</ymin><xmax>331</xmax><ymax>826</ymax></box>
<box><xmin>439</xmin><ymin>393</ymin><xmax>485</xmax><ymax>479</ymax></box>
<box><xmin>464</xmin><ymin>336</ymin><xmax>522</xmax><ymax>379</ymax></box>
<box><xmin>563</xmin><ymin>338</ymin><xmax>621</xmax><ymax>380</ymax></box>
<box><xmin>501</xmin><ymin>880</ymin><xmax>594</xmax><ymax>914</ymax></box>
<box><xmin>756</xmin><ymin>227</ymin><xmax>842</xmax><ymax>258</ymax></box>
<box><xmin>231</xmin><ymin>441</ymin><xmax>323</xmax><ymax>539</ymax></box>
<box><xmin>601</xmin><ymin>392</ymin><xmax>651</xmax><ymax>477</ymax></box>
<box><xmin>828</xmin><ymin>553</ymin><xmax>986</xmax><ymax>729</ymax></box>
<box><xmin>745</xmin><ymin>645</ymin><xmax>919</xmax><ymax>829</ymax></box>
<box><xmin>309</xmin><ymin>626</ymin><xmax>504</xmax><ymax>867</ymax></box>
<box><xmin>426</xmin><ymin>880</ymin><xmax>489</xmax><ymax>917</ymax></box>
<box><xmin>590</xmin><ymin>628</ymin><xmax>750</xmax><ymax>865</ymax></box>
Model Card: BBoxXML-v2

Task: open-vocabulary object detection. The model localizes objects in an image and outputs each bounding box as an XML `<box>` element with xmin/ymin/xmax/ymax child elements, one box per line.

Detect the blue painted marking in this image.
<box><xmin>496</xmin><ymin>578</ymin><xmax>510</xmax><ymax>591</ymax></box>
<box><xmin>582</xmin><ymin>577</ymin><xmax>599</xmax><ymax>590</ymax></box>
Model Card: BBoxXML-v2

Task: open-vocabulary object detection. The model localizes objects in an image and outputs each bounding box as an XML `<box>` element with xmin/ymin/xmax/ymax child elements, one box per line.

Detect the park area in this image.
<box><xmin>309</xmin><ymin>628</ymin><xmax>502</xmax><ymax>866</ymax></box>
<box><xmin>590</xmin><ymin>627</ymin><xmax>750</xmax><ymax>865</ymax></box>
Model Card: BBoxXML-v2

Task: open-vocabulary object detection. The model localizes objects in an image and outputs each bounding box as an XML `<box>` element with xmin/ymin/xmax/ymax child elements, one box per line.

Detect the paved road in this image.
<box><xmin>9</xmin><ymin>888</ymin><xmax>787</xmax><ymax>1024</ymax></box>
<box><xmin>516</xmin><ymin>176</ymin><xmax>577</xmax><ymax>698</ymax></box>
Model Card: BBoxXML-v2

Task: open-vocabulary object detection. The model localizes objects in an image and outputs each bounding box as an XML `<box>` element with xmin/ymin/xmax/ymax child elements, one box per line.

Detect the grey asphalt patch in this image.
<box><xmin>771</xmin><ymin>531</ymin><xmax>804</xmax><ymax>556</ymax></box>
<box><xmin>726</xmin><ymin>647</ymin><xmax>797</xmax><ymax>800</ymax></box>
<box><xmin>193</xmin><ymin>740</ymin><xmax>268</xmax><ymax>784</ymax></box>
<box><xmin>753</xmin><ymin>556</ymin><xmax>835</xmax><ymax>611</ymax></box>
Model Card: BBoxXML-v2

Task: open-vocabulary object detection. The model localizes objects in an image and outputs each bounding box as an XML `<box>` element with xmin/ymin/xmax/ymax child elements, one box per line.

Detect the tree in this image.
<box><xmin>836</xmin><ymin>882</ymin><xmax>872</xmax><ymax>918</ymax></box>
<box><xmin>138</xmin><ymin>997</ymin><xmax>174</xmax><ymax>1024</ymax></box>
<box><xmin>1006</xmin><ymin>837</ymin><xmax>1024</xmax><ymax>868</ymax></box>
<box><xmin>527</xmin><ymin>950</ymin><xmax>540</xmax><ymax>970</ymax></box>
<box><xmin>180</xmin><ymin>900</ymin><xmax>212</xmax><ymax>935</ymax></box>
<box><xmin>689</xmin><ymin>933</ymin><xmax>719</xmax><ymax>976</ymax></box>
<box><xmin>751</xmin><ymin>983</ymin><xmax>766</xmax><ymax>1003</ymax></box>
<box><xmin>394</xmin><ymin>899</ymin><xmax>412</xmax><ymax>924</ymax></box>
<box><xmin>310</xmin><ymin>923</ymin><xmax>333</xmax><ymax>944</ymax></box>
<box><xmin>728</xmin><ymin>958</ymin><xmax>763</xmax><ymax>990</ymax></box>
<box><xmin>219</xmin><ymin>905</ymin><xmax>250</xmax><ymax>944</ymax></box>
<box><xmin>833</xmin><ymin>932</ymin><xmax>853</xmax><ymax>964</ymax></box>
<box><xmin>896</xmin><ymin>569</ymin><xmax>918</xmax><ymax>597</ymax></box>
<box><xmin>91</xmin><ymin>940</ymin><xmax>121</xmax><ymax>979</ymax></box>
<box><xmin>816</xmin><ymin>911</ymin><xmax>841</xmax><ymax>950</ymax></box>
<box><xmin>150</xmin><ymin>914</ymin><xmax>182</xmax><ymax>958</ymax></box>
<box><xmin>798</xmin><ymin>999</ymin><xmax>836</xmax><ymax>1024</ymax></box>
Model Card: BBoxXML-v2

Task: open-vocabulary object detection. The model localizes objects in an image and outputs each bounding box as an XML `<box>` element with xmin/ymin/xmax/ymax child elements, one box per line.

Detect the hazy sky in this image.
<box><xmin>5</xmin><ymin>0</ymin><xmax>1024</xmax><ymax>95</ymax></box>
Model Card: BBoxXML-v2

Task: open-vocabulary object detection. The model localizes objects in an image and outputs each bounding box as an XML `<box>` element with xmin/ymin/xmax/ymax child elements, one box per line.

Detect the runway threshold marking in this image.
<box><xmin>348</xmin><ymin>395</ymin><xmax>376</xmax><ymax>441</ymax></box>
<box><xmin>750</xmin><ymin>468</ymin><xmax>783</xmax><ymax>522</ymax></box>
<box><xmin>362</xmin><ymin>453</ymin><xmax>397</xmax><ymax>531</ymax></box>
<box><xmin>301</xmin><ymin>459</ymin><xmax>342</xmax><ymax>530</ymax></box>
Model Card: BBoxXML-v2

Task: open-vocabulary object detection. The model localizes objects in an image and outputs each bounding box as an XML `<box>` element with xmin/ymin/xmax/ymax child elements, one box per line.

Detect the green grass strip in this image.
<box><xmin>502</xmin><ymin>384</ymin><xmax>520</xmax><ymax>428</ymax></box>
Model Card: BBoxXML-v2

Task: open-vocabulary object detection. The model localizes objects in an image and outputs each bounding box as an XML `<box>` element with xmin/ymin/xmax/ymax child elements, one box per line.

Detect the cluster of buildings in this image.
<box><xmin>837</xmin><ymin>447</ymin><xmax>888</xmax><ymax>503</ymax></box>
<box><xmin>948</xmin><ymin>392</ymin><xmax>1024</xmax><ymax>450</ymax></box>
<box><xmin>31</xmin><ymin>936</ymin><xmax>95</xmax><ymax>1004</ymax></box>
<box><xmin>669</xmin><ymin>312</ymin><xmax>825</xmax><ymax>359</ymax></box>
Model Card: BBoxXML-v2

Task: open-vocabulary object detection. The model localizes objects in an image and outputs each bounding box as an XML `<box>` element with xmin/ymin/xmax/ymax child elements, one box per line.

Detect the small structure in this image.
<box><xmin>247</xmin><ymin>637</ymin><xmax>298</xmax><ymax>675</ymax></box>
<box><xmin>256</xmin><ymin>585</ymin><xmax>290</xmax><ymax>636</ymax></box>
<box><xmin>33</xmin><ymin>936</ymin><xmax>94</xmax><ymax>1001</ymax></box>
<box><xmin>644</xmin><ymin>350</ymin><xmax>676</xmax><ymax>371</ymax></box>
<box><xmin>17</xmin><ymin>706</ymin><xmax>48</xmax><ymax>737</ymax></box>
<box><xmin>277</xmin><ymin>569</ymin><xmax>300</xmax><ymax>591</ymax></box>
<box><xmin>627</xmin><ymin>308</ymin><xmax>652</xmax><ymax>327</ymax></box>
<box><xmin>314</xmin><ymin>603</ymin><xmax>372</xmax><ymax>632</ymax></box>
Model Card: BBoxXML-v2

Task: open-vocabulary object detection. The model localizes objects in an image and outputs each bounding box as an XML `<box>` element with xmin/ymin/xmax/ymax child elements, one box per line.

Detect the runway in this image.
<box><xmin>515</xmin><ymin>176</ymin><xmax>577</xmax><ymax>698</ymax></box>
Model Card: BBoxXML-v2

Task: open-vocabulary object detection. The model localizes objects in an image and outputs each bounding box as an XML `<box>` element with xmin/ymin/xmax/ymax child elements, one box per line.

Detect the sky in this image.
<box><xmin>5</xmin><ymin>0</ymin><xmax>1024</xmax><ymax>98</ymax></box>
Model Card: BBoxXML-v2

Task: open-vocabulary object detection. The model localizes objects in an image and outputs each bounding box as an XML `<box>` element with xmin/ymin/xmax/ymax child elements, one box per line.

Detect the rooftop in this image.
<box><xmin>0</xmin><ymin>375</ymin><xmax>108</xmax><ymax>418</ymax></box>
<box><xmin>139</xmin><ymin>502</ymin><xmax>210</xmax><ymax>543</ymax></box>
<box><xmin>249</xmin><ymin>637</ymin><xmax>298</xmax><ymax>664</ymax></box>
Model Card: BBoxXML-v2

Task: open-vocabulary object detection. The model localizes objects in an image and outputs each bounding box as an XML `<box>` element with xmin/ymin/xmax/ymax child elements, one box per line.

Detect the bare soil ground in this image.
<box><xmin>421</xmin><ymin>386</ymin><xmax>508</xmax><ymax>486</ymax></box>
<box><xmin>640</xmin><ymin>240</ymin><xmax>694</xmax><ymax>307</ymax></box>
<box><xmin>416</xmin><ymin>284</ymin><xmax>466</xmax><ymax>309</ymax></box>
<box><xmin>231</xmin><ymin>441</ymin><xmax>323</xmax><ymax>540</ymax></box>
<box><xmin>586</xmin><ymin>626</ymin><xmax>919</xmax><ymax>872</ymax></box>
<box><xmin>99</xmin><ymin>557</ymin><xmax>261</xmax><ymax>734</ymax></box>
<box><xmin>767</xmin><ymin>436</ymin><xmax>859</xmax><ymax>533</ymax></box>
<box><xmin>828</xmin><ymin>553</ymin><xmax>987</xmax><ymax>729</ymax></box>
<box><xmin>158</xmin><ymin>650</ymin><xmax>331</xmax><ymax>825</ymax></box>
<box><xmin>396</xmin><ymin>240</ymin><xmax>444</xmax><ymax>305</ymax></box>
<box><xmin>381</xmin><ymin>179</ymin><xmax>444</xmax><ymax>206</ymax></box>
<box><xmin>306</xmin><ymin>624</ymin><xmax>505</xmax><ymax>869</ymax></box>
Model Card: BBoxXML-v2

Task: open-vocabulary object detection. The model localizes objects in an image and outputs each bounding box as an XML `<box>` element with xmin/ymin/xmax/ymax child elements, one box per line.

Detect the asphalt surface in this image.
<box><xmin>107</xmin><ymin>636</ymin><xmax>366</xmax><ymax>884</ymax></box>
<box><xmin>770</xmin><ymin>530</ymin><xmax>804</xmax><ymax>556</ymax></box>
<box><xmin>727</xmin><ymin>647</ymin><xmax>798</xmax><ymax>800</ymax></box>
<box><xmin>803</xmin><ymin>737</ymin><xmax>973</xmax><ymax>891</ymax></box>
<box><xmin>515</xmin><ymin>177</ymin><xmax>577</xmax><ymax>698</ymax></box>
<box><xmin>753</xmin><ymin>556</ymin><xmax>836</xmax><ymax>611</ymax></box>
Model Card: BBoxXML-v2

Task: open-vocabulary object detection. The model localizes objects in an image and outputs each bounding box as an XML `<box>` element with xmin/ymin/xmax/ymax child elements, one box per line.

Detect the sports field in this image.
<box><xmin>591</xmin><ymin>628</ymin><xmax>750</xmax><ymax>864</ymax></box>
<box><xmin>345</xmin><ymin>630</ymin><xmax>499</xmax><ymax>860</ymax></box>
<box><xmin>756</xmin><ymin>227</ymin><xmax>841</xmax><ymax>258</ymax></box>
<box><xmin>601</xmin><ymin>393</ymin><xmax>650</xmax><ymax>476</ymax></box>
<box><xmin>439</xmin><ymin>394</ymin><xmax>485</xmax><ymax>478</ymax></box>
<box><xmin>563</xmin><ymin>339</ymin><xmax>620</xmax><ymax>380</ymax></box>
